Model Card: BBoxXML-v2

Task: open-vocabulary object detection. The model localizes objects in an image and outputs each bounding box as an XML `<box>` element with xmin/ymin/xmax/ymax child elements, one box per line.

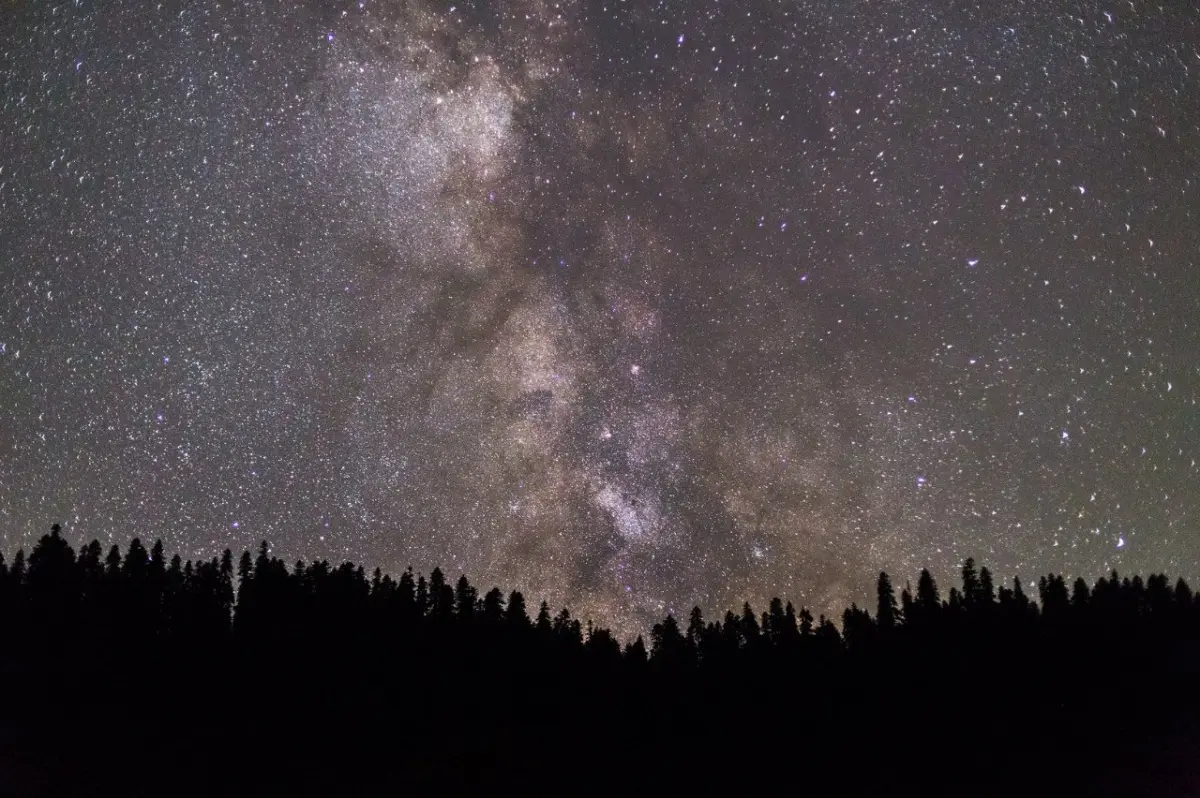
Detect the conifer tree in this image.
<box><xmin>916</xmin><ymin>568</ymin><xmax>940</xmax><ymax>619</ymax></box>
<box><xmin>1175</xmin><ymin>578</ymin><xmax>1193</xmax><ymax>608</ymax></box>
<box><xmin>397</xmin><ymin>567</ymin><xmax>416</xmax><ymax>617</ymax></box>
<box><xmin>237</xmin><ymin>550</ymin><xmax>253</xmax><ymax>587</ymax></box>
<box><xmin>961</xmin><ymin>558</ymin><xmax>979</xmax><ymax>607</ymax></box>
<box><xmin>482</xmin><ymin>587</ymin><xmax>505</xmax><ymax>622</ymax></box>
<box><xmin>798</xmin><ymin>606</ymin><xmax>814</xmax><ymax>637</ymax></box>
<box><xmin>428</xmin><ymin>568</ymin><xmax>452</xmax><ymax>619</ymax></box>
<box><xmin>781</xmin><ymin>601</ymin><xmax>801</xmax><ymax>647</ymax></box>
<box><xmin>739</xmin><ymin>602</ymin><xmax>760</xmax><ymax>648</ymax></box>
<box><xmin>506</xmin><ymin>591</ymin><xmax>529</xmax><ymax>629</ymax></box>
<box><xmin>686</xmin><ymin>607</ymin><xmax>705</xmax><ymax>658</ymax></box>
<box><xmin>978</xmin><ymin>566</ymin><xmax>995</xmax><ymax>607</ymax></box>
<box><xmin>815</xmin><ymin>614</ymin><xmax>841</xmax><ymax>652</ymax></box>
<box><xmin>624</xmin><ymin>635</ymin><xmax>648</xmax><ymax>666</ymax></box>
<box><xmin>1071</xmin><ymin>577</ymin><xmax>1091</xmax><ymax>610</ymax></box>
<box><xmin>415</xmin><ymin>575</ymin><xmax>429</xmax><ymax>616</ymax></box>
<box><xmin>1012</xmin><ymin>576</ymin><xmax>1030</xmax><ymax>616</ymax></box>
<box><xmin>766</xmin><ymin>597</ymin><xmax>787</xmax><ymax>644</ymax></box>
<box><xmin>876</xmin><ymin>572</ymin><xmax>897</xmax><ymax>630</ymax></box>
<box><xmin>650</xmin><ymin>613</ymin><xmax>687</xmax><ymax>667</ymax></box>
<box><xmin>454</xmin><ymin>575</ymin><xmax>477</xmax><ymax>620</ymax></box>
<box><xmin>536</xmin><ymin>601</ymin><xmax>553</xmax><ymax>636</ymax></box>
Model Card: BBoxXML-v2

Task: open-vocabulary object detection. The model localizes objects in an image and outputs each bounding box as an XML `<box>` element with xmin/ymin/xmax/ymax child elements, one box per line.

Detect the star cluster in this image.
<box><xmin>1</xmin><ymin>0</ymin><xmax>1198</xmax><ymax>636</ymax></box>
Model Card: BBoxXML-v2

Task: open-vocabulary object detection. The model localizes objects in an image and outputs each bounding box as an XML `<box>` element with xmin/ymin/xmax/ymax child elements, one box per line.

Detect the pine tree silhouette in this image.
<box><xmin>977</xmin><ymin>566</ymin><xmax>995</xmax><ymax>607</ymax></box>
<box><xmin>482</xmin><ymin>587</ymin><xmax>505</xmax><ymax>622</ymax></box>
<box><xmin>624</xmin><ymin>634</ymin><xmax>648</xmax><ymax>666</ymax></box>
<box><xmin>686</xmin><ymin>607</ymin><xmax>705</xmax><ymax>660</ymax></box>
<box><xmin>739</xmin><ymin>602</ymin><xmax>760</xmax><ymax>649</ymax></box>
<box><xmin>798</xmin><ymin>606</ymin><xmax>814</xmax><ymax>638</ymax></box>
<box><xmin>536</xmin><ymin>601</ymin><xmax>553</xmax><ymax>637</ymax></box>
<box><xmin>455</xmin><ymin>575</ymin><xmax>477</xmax><ymax>620</ymax></box>
<box><xmin>1071</xmin><ymin>577</ymin><xmax>1091</xmax><ymax>610</ymax></box>
<box><xmin>961</xmin><ymin>558</ymin><xmax>979</xmax><ymax>608</ymax></box>
<box><xmin>916</xmin><ymin>568</ymin><xmax>940</xmax><ymax>621</ymax></box>
<box><xmin>2</xmin><ymin>530</ymin><xmax>1198</xmax><ymax>795</ymax></box>
<box><xmin>876</xmin><ymin>572</ymin><xmax>898</xmax><ymax>630</ymax></box>
<box><xmin>506</xmin><ymin>590</ymin><xmax>530</xmax><ymax>629</ymax></box>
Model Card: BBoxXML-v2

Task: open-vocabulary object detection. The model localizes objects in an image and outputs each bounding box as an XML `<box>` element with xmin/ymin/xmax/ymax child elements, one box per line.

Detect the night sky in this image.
<box><xmin>2</xmin><ymin>0</ymin><xmax>1198</xmax><ymax>637</ymax></box>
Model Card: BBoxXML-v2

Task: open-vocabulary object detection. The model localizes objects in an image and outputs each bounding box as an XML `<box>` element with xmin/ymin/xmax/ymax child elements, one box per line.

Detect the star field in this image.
<box><xmin>1</xmin><ymin>0</ymin><xmax>1198</xmax><ymax>636</ymax></box>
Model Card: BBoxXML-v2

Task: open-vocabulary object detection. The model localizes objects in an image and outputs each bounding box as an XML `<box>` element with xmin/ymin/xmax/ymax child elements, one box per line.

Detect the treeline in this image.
<box><xmin>5</xmin><ymin>525</ymin><xmax>1197</xmax><ymax>666</ymax></box>
<box><xmin>2</xmin><ymin>524</ymin><xmax>1199</xmax><ymax>795</ymax></box>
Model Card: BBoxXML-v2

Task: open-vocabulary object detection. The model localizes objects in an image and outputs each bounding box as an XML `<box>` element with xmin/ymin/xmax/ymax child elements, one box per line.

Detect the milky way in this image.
<box><xmin>2</xmin><ymin>0</ymin><xmax>1198</xmax><ymax>636</ymax></box>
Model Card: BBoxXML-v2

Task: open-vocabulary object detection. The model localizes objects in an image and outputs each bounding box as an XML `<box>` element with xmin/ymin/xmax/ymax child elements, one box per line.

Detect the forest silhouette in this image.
<box><xmin>2</xmin><ymin>524</ymin><xmax>1199</xmax><ymax>795</ymax></box>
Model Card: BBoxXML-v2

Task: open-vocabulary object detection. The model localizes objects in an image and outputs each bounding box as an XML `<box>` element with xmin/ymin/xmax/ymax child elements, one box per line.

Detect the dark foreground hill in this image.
<box><xmin>1</xmin><ymin>526</ymin><xmax>1198</xmax><ymax>796</ymax></box>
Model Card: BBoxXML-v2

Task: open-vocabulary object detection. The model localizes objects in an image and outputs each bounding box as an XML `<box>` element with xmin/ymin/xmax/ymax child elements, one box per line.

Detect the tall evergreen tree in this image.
<box><xmin>686</xmin><ymin>607</ymin><xmax>705</xmax><ymax>658</ymax></box>
<box><xmin>978</xmin><ymin>567</ymin><xmax>996</xmax><ymax>607</ymax></box>
<box><xmin>781</xmin><ymin>601</ymin><xmax>801</xmax><ymax>648</ymax></box>
<box><xmin>1071</xmin><ymin>577</ymin><xmax>1091</xmax><ymax>610</ymax></box>
<box><xmin>721</xmin><ymin>610</ymin><xmax>741</xmax><ymax>651</ymax></box>
<box><xmin>842</xmin><ymin>604</ymin><xmax>874</xmax><ymax>650</ymax></box>
<box><xmin>237</xmin><ymin>550</ymin><xmax>253</xmax><ymax>587</ymax></box>
<box><xmin>916</xmin><ymin>568</ymin><xmax>940</xmax><ymax>616</ymax></box>
<box><xmin>876</xmin><ymin>572</ymin><xmax>898</xmax><ymax>630</ymax></box>
<box><xmin>815</xmin><ymin>614</ymin><xmax>841</xmax><ymax>652</ymax></box>
<box><xmin>1175</xmin><ymin>578</ymin><xmax>1193</xmax><ymax>609</ymax></box>
<box><xmin>415</xmin><ymin>575</ymin><xmax>429</xmax><ymax>616</ymax></box>
<box><xmin>798</xmin><ymin>606</ymin><xmax>814</xmax><ymax>637</ymax></box>
<box><xmin>481</xmin><ymin>587</ymin><xmax>505</xmax><ymax>622</ymax></box>
<box><xmin>739</xmin><ymin>602</ymin><xmax>760</xmax><ymax>648</ymax></box>
<box><xmin>454</xmin><ymin>575</ymin><xmax>477</xmax><ymax>620</ymax></box>
<box><xmin>506</xmin><ymin>590</ymin><xmax>530</xmax><ymax>629</ymax></box>
<box><xmin>396</xmin><ymin>567</ymin><xmax>416</xmax><ymax>617</ymax></box>
<box><xmin>624</xmin><ymin>635</ymin><xmax>648</xmax><ymax>666</ymax></box>
<box><xmin>535</xmin><ymin>601</ymin><xmax>553</xmax><ymax>636</ymax></box>
<box><xmin>765</xmin><ymin>597</ymin><xmax>787</xmax><ymax>644</ymax></box>
<box><xmin>650</xmin><ymin>614</ymin><xmax>687</xmax><ymax>667</ymax></box>
<box><xmin>428</xmin><ymin>568</ymin><xmax>452</xmax><ymax>619</ymax></box>
<box><xmin>961</xmin><ymin>558</ymin><xmax>979</xmax><ymax>607</ymax></box>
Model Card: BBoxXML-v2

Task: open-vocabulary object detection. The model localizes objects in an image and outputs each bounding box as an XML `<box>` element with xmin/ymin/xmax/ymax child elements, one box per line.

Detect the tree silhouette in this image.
<box><xmin>455</xmin><ymin>575</ymin><xmax>477</xmax><ymax>620</ymax></box>
<box><xmin>977</xmin><ymin>566</ymin><xmax>995</xmax><ymax>608</ymax></box>
<box><xmin>961</xmin><ymin>558</ymin><xmax>979</xmax><ymax>608</ymax></box>
<box><xmin>624</xmin><ymin>634</ymin><xmax>648</xmax><ymax>666</ymax></box>
<box><xmin>535</xmin><ymin>601</ymin><xmax>553</xmax><ymax>637</ymax></box>
<box><xmin>650</xmin><ymin>614</ymin><xmax>687</xmax><ymax>668</ymax></box>
<box><xmin>765</xmin><ymin>597</ymin><xmax>788</xmax><ymax>644</ymax></box>
<box><xmin>506</xmin><ymin>590</ymin><xmax>530</xmax><ymax>629</ymax></box>
<box><xmin>842</xmin><ymin>603</ymin><xmax>874</xmax><ymax>650</ymax></box>
<box><xmin>1038</xmin><ymin>574</ymin><xmax>1069</xmax><ymax>618</ymax></box>
<box><xmin>1071</xmin><ymin>577</ymin><xmax>1091</xmax><ymax>610</ymax></box>
<box><xmin>915</xmin><ymin>568</ymin><xmax>940</xmax><ymax>624</ymax></box>
<box><xmin>739</xmin><ymin>602</ymin><xmax>760</xmax><ymax>649</ymax></box>
<box><xmin>428</xmin><ymin>568</ymin><xmax>453</xmax><ymax>620</ymax></box>
<box><xmin>799</xmin><ymin>606</ymin><xmax>814</xmax><ymax>637</ymax></box>
<box><xmin>781</xmin><ymin>601</ymin><xmax>801</xmax><ymax>649</ymax></box>
<box><xmin>815</xmin><ymin>614</ymin><xmax>841</xmax><ymax>653</ymax></box>
<box><xmin>481</xmin><ymin>587</ymin><xmax>505</xmax><ymax>622</ymax></box>
<box><xmin>1175</xmin><ymin>578</ymin><xmax>1193</xmax><ymax>608</ymax></box>
<box><xmin>686</xmin><ymin>606</ymin><xmax>705</xmax><ymax>660</ymax></box>
<box><xmin>415</xmin><ymin>574</ymin><xmax>429</xmax><ymax>616</ymax></box>
<box><xmin>876</xmin><ymin>572</ymin><xmax>897</xmax><ymax>630</ymax></box>
<box><xmin>1</xmin><ymin>528</ymin><xmax>1198</xmax><ymax>795</ymax></box>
